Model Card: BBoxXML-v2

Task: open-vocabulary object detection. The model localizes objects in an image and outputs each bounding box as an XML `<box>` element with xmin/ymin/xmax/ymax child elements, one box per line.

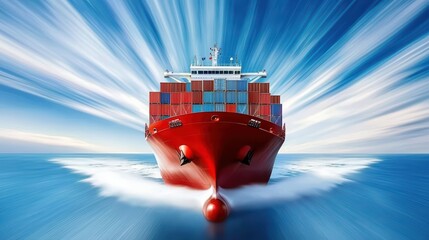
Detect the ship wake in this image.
<box><xmin>50</xmin><ymin>157</ymin><xmax>379</xmax><ymax>212</ymax></box>
<box><xmin>222</xmin><ymin>157</ymin><xmax>380</xmax><ymax>211</ymax></box>
<box><xmin>50</xmin><ymin>157</ymin><xmax>212</xmax><ymax>211</ymax></box>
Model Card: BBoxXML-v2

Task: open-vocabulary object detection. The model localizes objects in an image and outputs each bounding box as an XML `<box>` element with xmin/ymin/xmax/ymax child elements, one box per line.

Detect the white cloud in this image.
<box><xmin>0</xmin><ymin>129</ymin><xmax>104</xmax><ymax>152</ymax></box>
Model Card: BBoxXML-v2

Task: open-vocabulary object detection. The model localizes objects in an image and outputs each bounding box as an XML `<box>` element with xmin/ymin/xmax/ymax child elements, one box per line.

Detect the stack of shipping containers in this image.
<box><xmin>191</xmin><ymin>80</ymin><xmax>203</xmax><ymax>112</ymax></box>
<box><xmin>225</xmin><ymin>79</ymin><xmax>248</xmax><ymax>113</ymax></box>
<box><xmin>149</xmin><ymin>80</ymin><xmax>282</xmax><ymax>126</ymax></box>
<box><xmin>202</xmin><ymin>80</ymin><xmax>214</xmax><ymax>111</ymax></box>
<box><xmin>270</xmin><ymin>95</ymin><xmax>282</xmax><ymax>126</ymax></box>
<box><xmin>214</xmin><ymin>79</ymin><xmax>225</xmax><ymax>111</ymax></box>
<box><xmin>248</xmin><ymin>82</ymin><xmax>271</xmax><ymax>121</ymax></box>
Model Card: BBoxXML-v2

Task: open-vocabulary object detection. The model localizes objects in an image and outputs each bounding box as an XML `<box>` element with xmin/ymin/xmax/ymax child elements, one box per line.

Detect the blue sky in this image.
<box><xmin>0</xmin><ymin>0</ymin><xmax>428</xmax><ymax>153</ymax></box>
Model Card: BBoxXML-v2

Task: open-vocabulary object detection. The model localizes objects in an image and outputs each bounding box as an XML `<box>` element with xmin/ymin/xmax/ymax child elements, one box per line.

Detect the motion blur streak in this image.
<box><xmin>51</xmin><ymin>158</ymin><xmax>212</xmax><ymax>210</ymax></box>
<box><xmin>51</xmin><ymin>157</ymin><xmax>378</xmax><ymax>211</ymax></box>
<box><xmin>0</xmin><ymin>1</ymin><xmax>428</xmax><ymax>152</ymax></box>
<box><xmin>0</xmin><ymin>129</ymin><xmax>103</xmax><ymax>151</ymax></box>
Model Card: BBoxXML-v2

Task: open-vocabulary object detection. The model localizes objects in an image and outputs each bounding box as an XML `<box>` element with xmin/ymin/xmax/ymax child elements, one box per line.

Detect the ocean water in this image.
<box><xmin>0</xmin><ymin>154</ymin><xmax>428</xmax><ymax>240</ymax></box>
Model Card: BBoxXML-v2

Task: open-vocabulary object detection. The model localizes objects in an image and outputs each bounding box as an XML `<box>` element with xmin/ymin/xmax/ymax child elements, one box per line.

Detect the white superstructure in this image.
<box><xmin>164</xmin><ymin>44</ymin><xmax>267</xmax><ymax>82</ymax></box>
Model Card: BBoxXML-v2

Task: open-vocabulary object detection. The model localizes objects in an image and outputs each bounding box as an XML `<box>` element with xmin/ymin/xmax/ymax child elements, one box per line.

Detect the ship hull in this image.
<box><xmin>146</xmin><ymin>112</ymin><xmax>285</xmax><ymax>191</ymax></box>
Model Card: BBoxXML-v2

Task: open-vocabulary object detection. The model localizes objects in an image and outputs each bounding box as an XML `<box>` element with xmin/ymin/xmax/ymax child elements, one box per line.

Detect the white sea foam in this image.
<box><xmin>50</xmin><ymin>158</ymin><xmax>212</xmax><ymax>211</ymax></box>
<box><xmin>51</xmin><ymin>157</ymin><xmax>379</xmax><ymax>211</ymax></box>
<box><xmin>222</xmin><ymin>157</ymin><xmax>380</xmax><ymax>210</ymax></box>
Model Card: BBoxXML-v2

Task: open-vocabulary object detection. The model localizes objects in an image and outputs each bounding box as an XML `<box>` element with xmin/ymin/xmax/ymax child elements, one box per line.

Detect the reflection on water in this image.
<box><xmin>0</xmin><ymin>154</ymin><xmax>428</xmax><ymax>239</ymax></box>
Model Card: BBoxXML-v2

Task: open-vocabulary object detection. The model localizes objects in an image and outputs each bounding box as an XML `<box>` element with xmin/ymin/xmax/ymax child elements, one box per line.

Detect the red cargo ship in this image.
<box><xmin>145</xmin><ymin>45</ymin><xmax>285</xmax><ymax>221</ymax></box>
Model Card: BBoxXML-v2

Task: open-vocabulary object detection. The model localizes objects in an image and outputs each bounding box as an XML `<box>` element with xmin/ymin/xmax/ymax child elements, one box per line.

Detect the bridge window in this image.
<box><xmin>204</xmin><ymin>71</ymin><xmax>208</xmax><ymax>74</ymax></box>
<box><xmin>235</xmin><ymin>71</ymin><xmax>240</xmax><ymax>74</ymax></box>
<box><xmin>192</xmin><ymin>71</ymin><xmax>196</xmax><ymax>74</ymax></box>
<box><xmin>229</xmin><ymin>71</ymin><xmax>233</xmax><ymax>74</ymax></box>
<box><xmin>215</xmin><ymin>71</ymin><xmax>219</xmax><ymax>74</ymax></box>
<box><xmin>198</xmin><ymin>71</ymin><xmax>202</xmax><ymax>74</ymax></box>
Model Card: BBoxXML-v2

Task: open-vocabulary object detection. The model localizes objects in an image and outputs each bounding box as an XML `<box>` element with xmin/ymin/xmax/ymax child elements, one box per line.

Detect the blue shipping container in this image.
<box><xmin>192</xmin><ymin>104</ymin><xmax>203</xmax><ymax>112</ymax></box>
<box><xmin>271</xmin><ymin>115</ymin><xmax>282</xmax><ymax>126</ymax></box>
<box><xmin>237</xmin><ymin>80</ymin><xmax>248</xmax><ymax>91</ymax></box>
<box><xmin>214</xmin><ymin>79</ymin><xmax>226</xmax><ymax>90</ymax></box>
<box><xmin>186</xmin><ymin>82</ymin><xmax>191</xmax><ymax>92</ymax></box>
<box><xmin>215</xmin><ymin>91</ymin><xmax>225</xmax><ymax>103</ymax></box>
<box><xmin>226</xmin><ymin>91</ymin><xmax>237</xmax><ymax>103</ymax></box>
<box><xmin>203</xmin><ymin>104</ymin><xmax>215</xmax><ymax>111</ymax></box>
<box><xmin>237</xmin><ymin>92</ymin><xmax>248</xmax><ymax>103</ymax></box>
<box><xmin>226</xmin><ymin>80</ymin><xmax>237</xmax><ymax>91</ymax></box>
<box><xmin>271</xmin><ymin>104</ymin><xmax>282</xmax><ymax>116</ymax></box>
<box><xmin>161</xmin><ymin>93</ymin><xmax>170</xmax><ymax>104</ymax></box>
<box><xmin>237</xmin><ymin>104</ymin><xmax>248</xmax><ymax>114</ymax></box>
<box><xmin>203</xmin><ymin>92</ymin><xmax>214</xmax><ymax>103</ymax></box>
<box><xmin>215</xmin><ymin>104</ymin><xmax>225</xmax><ymax>111</ymax></box>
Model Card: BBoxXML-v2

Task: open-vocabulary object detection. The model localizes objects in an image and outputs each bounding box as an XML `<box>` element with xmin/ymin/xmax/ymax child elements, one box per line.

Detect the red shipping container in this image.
<box><xmin>170</xmin><ymin>83</ymin><xmax>176</xmax><ymax>92</ymax></box>
<box><xmin>150</xmin><ymin>115</ymin><xmax>161</xmax><ymax>124</ymax></box>
<box><xmin>260</xmin><ymin>115</ymin><xmax>270</xmax><ymax>121</ymax></box>
<box><xmin>249</xmin><ymin>104</ymin><xmax>260</xmax><ymax>116</ymax></box>
<box><xmin>170</xmin><ymin>104</ymin><xmax>181</xmax><ymax>116</ymax></box>
<box><xmin>192</xmin><ymin>92</ymin><xmax>203</xmax><ymax>104</ymax></box>
<box><xmin>160</xmin><ymin>82</ymin><xmax>186</xmax><ymax>92</ymax></box>
<box><xmin>260</xmin><ymin>83</ymin><xmax>270</xmax><ymax>93</ymax></box>
<box><xmin>160</xmin><ymin>82</ymin><xmax>171</xmax><ymax>92</ymax></box>
<box><xmin>226</xmin><ymin>104</ymin><xmax>236</xmax><ymax>113</ymax></box>
<box><xmin>248</xmin><ymin>83</ymin><xmax>259</xmax><ymax>92</ymax></box>
<box><xmin>203</xmin><ymin>80</ymin><xmax>214</xmax><ymax>91</ymax></box>
<box><xmin>149</xmin><ymin>92</ymin><xmax>161</xmax><ymax>104</ymax></box>
<box><xmin>181</xmin><ymin>92</ymin><xmax>192</xmax><ymax>103</ymax></box>
<box><xmin>260</xmin><ymin>104</ymin><xmax>271</xmax><ymax>115</ymax></box>
<box><xmin>176</xmin><ymin>83</ymin><xmax>186</xmax><ymax>92</ymax></box>
<box><xmin>248</xmin><ymin>92</ymin><xmax>260</xmax><ymax>104</ymax></box>
<box><xmin>161</xmin><ymin>104</ymin><xmax>170</xmax><ymax>115</ymax></box>
<box><xmin>260</xmin><ymin>93</ymin><xmax>271</xmax><ymax>104</ymax></box>
<box><xmin>180</xmin><ymin>104</ymin><xmax>192</xmax><ymax>114</ymax></box>
<box><xmin>270</xmin><ymin>95</ymin><xmax>281</xmax><ymax>104</ymax></box>
<box><xmin>169</xmin><ymin>83</ymin><xmax>177</xmax><ymax>92</ymax></box>
<box><xmin>149</xmin><ymin>104</ymin><xmax>161</xmax><ymax>115</ymax></box>
<box><xmin>191</xmin><ymin>80</ymin><xmax>203</xmax><ymax>91</ymax></box>
<box><xmin>172</xmin><ymin>83</ymin><xmax>186</xmax><ymax>92</ymax></box>
<box><xmin>170</xmin><ymin>92</ymin><xmax>181</xmax><ymax>104</ymax></box>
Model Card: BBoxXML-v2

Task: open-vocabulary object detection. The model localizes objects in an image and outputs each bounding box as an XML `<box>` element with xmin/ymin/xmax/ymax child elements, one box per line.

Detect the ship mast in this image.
<box><xmin>210</xmin><ymin>44</ymin><xmax>220</xmax><ymax>66</ymax></box>
<box><xmin>164</xmin><ymin>44</ymin><xmax>267</xmax><ymax>82</ymax></box>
